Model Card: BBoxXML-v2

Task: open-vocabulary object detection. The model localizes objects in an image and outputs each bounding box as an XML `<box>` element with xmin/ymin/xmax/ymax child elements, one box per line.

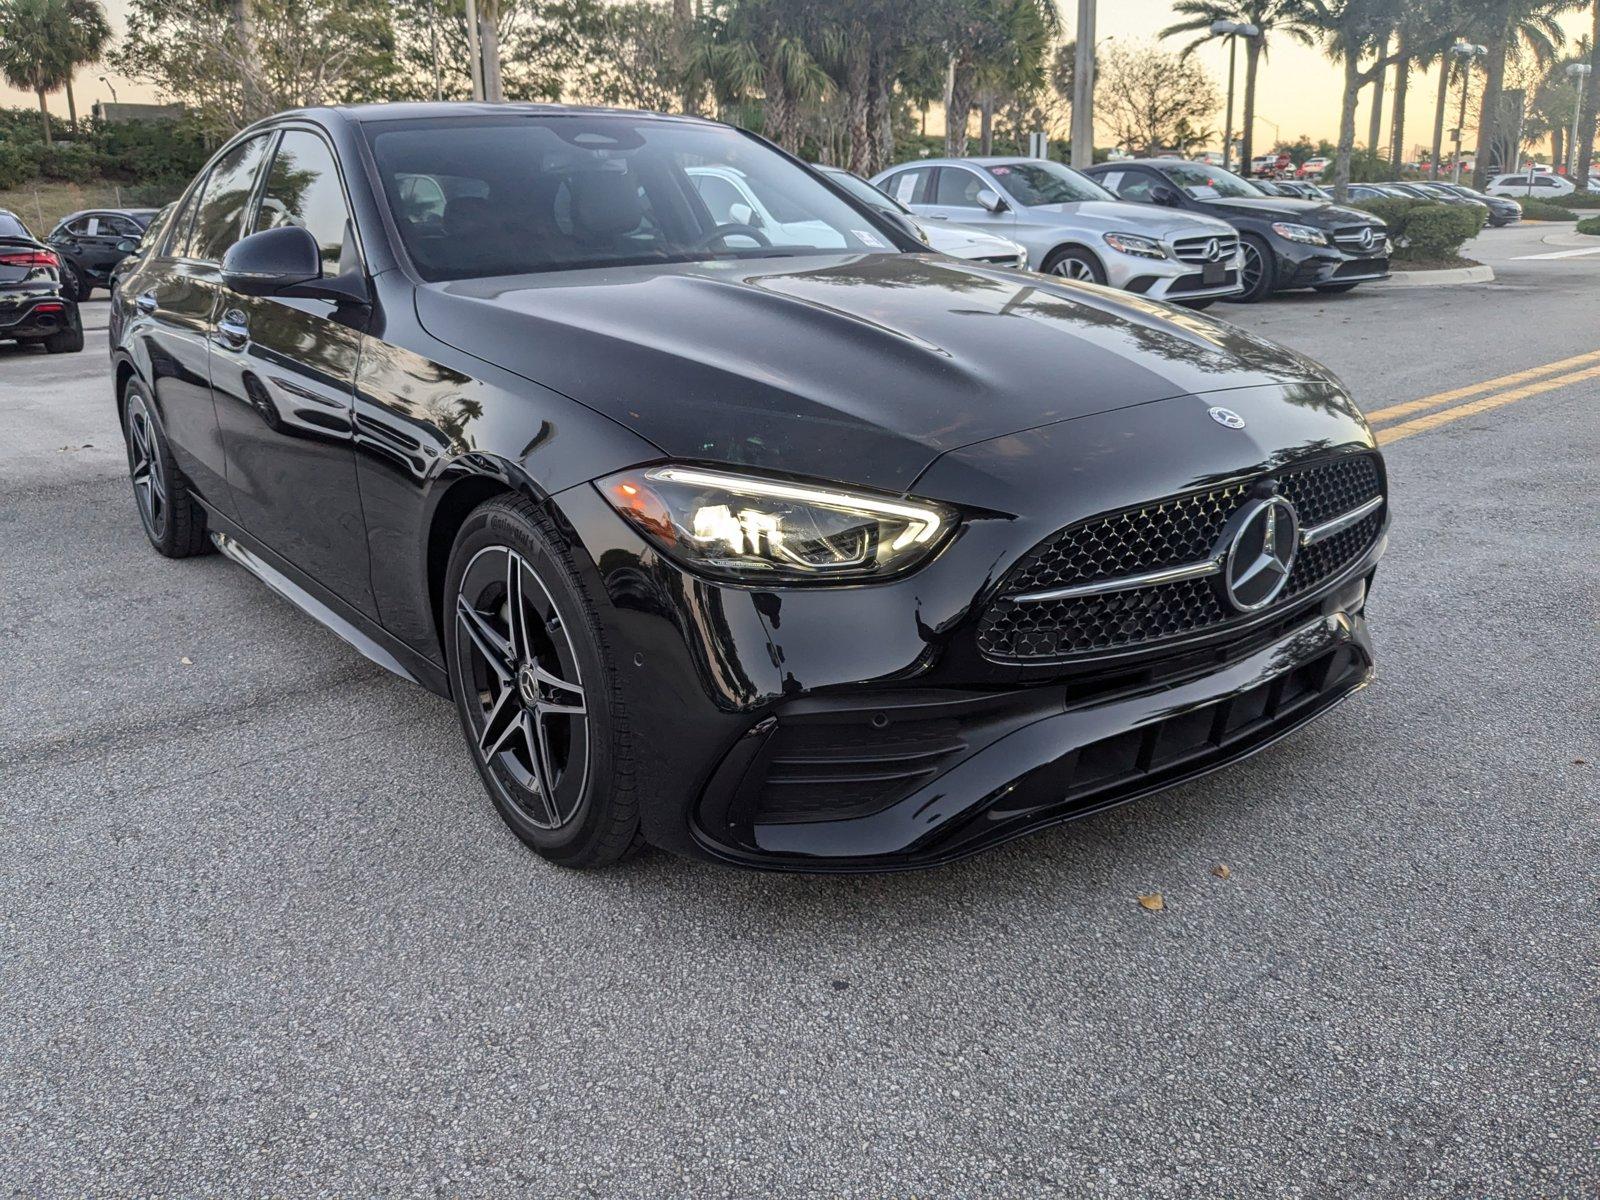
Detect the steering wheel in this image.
<box><xmin>694</xmin><ymin>222</ymin><xmax>772</xmax><ymax>251</ymax></box>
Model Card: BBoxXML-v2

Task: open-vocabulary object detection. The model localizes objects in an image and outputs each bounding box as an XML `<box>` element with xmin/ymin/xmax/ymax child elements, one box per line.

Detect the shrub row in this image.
<box><xmin>1517</xmin><ymin>198</ymin><xmax>1580</xmax><ymax>221</ymax></box>
<box><xmin>1347</xmin><ymin>197</ymin><xmax>1485</xmax><ymax>262</ymax></box>
<box><xmin>1557</xmin><ymin>191</ymin><xmax>1600</xmax><ymax>209</ymax></box>
<box><xmin>0</xmin><ymin>109</ymin><xmax>212</xmax><ymax>192</ymax></box>
<box><xmin>1577</xmin><ymin>215</ymin><xmax>1600</xmax><ymax>235</ymax></box>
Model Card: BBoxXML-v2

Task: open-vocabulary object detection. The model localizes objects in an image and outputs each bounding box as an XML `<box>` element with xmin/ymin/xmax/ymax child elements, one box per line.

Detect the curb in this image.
<box><xmin>1377</xmin><ymin>263</ymin><xmax>1495</xmax><ymax>287</ymax></box>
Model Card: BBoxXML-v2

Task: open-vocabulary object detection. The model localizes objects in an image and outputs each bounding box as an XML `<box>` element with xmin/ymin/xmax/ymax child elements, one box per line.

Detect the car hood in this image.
<box><xmin>1198</xmin><ymin>196</ymin><xmax>1385</xmax><ymax>228</ymax></box>
<box><xmin>922</xmin><ymin>224</ymin><xmax>1021</xmax><ymax>257</ymax></box>
<box><xmin>415</xmin><ymin>252</ymin><xmax>1334</xmax><ymax>493</ymax></box>
<box><xmin>1024</xmin><ymin>200</ymin><xmax>1235</xmax><ymax>237</ymax></box>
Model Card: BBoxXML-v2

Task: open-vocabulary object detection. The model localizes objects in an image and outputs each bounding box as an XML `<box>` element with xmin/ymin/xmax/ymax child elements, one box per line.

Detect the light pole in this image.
<box><xmin>99</xmin><ymin>76</ymin><xmax>117</xmax><ymax>104</ymax></box>
<box><xmin>1450</xmin><ymin>42</ymin><xmax>1486</xmax><ymax>184</ymax></box>
<box><xmin>1566</xmin><ymin>63</ymin><xmax>1592</xmax><ymax>178</ymax></box>
<box><xmin>1071</xmin><ymin>0</ymin><xmax>1097</xmax><ymax>169</ymax></box>
<box><xmin>1211</xmin><ymin>20</ymin><xmax>1260</xmax><ymax>174</ymax></box>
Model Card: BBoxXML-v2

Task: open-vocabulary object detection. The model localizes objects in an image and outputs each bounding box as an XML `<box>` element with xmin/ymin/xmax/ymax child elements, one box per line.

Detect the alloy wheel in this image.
<box><xmin>1240</xmin><ymin>242</ymin><xmax>1265</xmax><ymax>295</ymax></box>
<box><xmin>125</xmin><ymin>394</ymin><xmax>167</xmax><ymax>540</ymax></box>
<box><xmin>455</xmin><ymin>546</ymin><xmax>589</xmax><ymax>830</ymax></box>
<box><xmin>1050</xmin><ymin>256</ymin><xmax>1097</xmax><ymax>282</ymax></box>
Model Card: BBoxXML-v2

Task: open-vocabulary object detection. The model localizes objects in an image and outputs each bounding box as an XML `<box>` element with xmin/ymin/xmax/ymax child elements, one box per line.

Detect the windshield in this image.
<box><xmin>367</xmin><ymin>116</ymin><xmax>901</xmax><ymax>281</ymax></box>
<box><xmin>821</xmin><ymin>169</ymin><xmax>911</xmax><ymax>215</ymax></box>
<box><xmin>987</xmin><ymin>160</ymin><xmax>1115</xmax><ymax>206</ymax></box>
<box><xmin>1158</xmin><ymin>162</ymin><xmax>1265</xmax><ymax>200</ymax></box>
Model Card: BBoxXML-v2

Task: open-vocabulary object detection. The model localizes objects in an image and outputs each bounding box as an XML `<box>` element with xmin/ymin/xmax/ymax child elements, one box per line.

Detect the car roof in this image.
<box><xmin>269</xmin><ymin>101</ymin><xmax>724</xmax><ymax>129</ymax></box>
<box><xmin>56</xmin><ymin>207</ymin><xmax>160</xmax><ymax>223</ymax></box>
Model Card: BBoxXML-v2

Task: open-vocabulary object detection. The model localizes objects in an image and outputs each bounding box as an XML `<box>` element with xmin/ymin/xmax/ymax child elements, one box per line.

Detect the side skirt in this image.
<box><xmin>200</xmin><ymin>508</ymin><xmax>452</xmax><ymax>699</ymax></box>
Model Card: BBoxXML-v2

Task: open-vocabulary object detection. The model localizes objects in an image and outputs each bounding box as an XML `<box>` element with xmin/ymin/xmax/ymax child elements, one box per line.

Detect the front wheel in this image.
<box><xmin>1227</xmin><ymin>235</ymin><xmax>1276</xmax><ymax>303</ymax></box>
<box><xmin>444</xmin><ymin>495</ymin><xmax>639</xmax><ymax>868</ymax></box>
<box><xmin>1175</xmin><ymin>298</ymin><xmax>1216</xmax><ymax>311</ymax></box>
<box><xmin>60</xmin><ymin>262</ymin><xmax>86</xmax><ymax>301</ymax></box>
<box><xmin>1041</xmin><ymin>246</ymin><xmax>1107</xmax><ymax>284</ymax></box>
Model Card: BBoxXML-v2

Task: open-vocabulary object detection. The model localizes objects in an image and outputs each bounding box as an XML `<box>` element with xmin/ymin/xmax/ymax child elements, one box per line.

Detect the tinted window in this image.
<box><xmin>254</xmin><ymin>130</ymin><xmax>355</xmax><ymax>274</ymax></box>
<box><xmin>934</xmin><ymin>168</ymin><xmax>990</xmax><ymax>207</ymax></box>
<box><xmin>188</xmin><ymin>135</ymin><xmax>272</xmax><ymax>261</ymax></box>
<box><xmin>690</xmin><ymin>173</ymin><xmax>750</xmax><ymax>224</ymax></box>
<box><xmin>1107</xmin><ymin>170</ymin><xmax>1159</xmax><ymax>202</ymax></box>
<box><xmin>0</xmin><ymin>212</ymin><xmax>29</xmax><ymax>238</ymax></box>
<box><xmin>823</xmin><ymin>170</ymin><xmax>910</xmax><ymax>215</ymax></box>
<box><xmin>102</xmin><ymin>215</ymin><xmax>143</xmax><ymax>237</ymax></box>
<box><xmin>882</xmin><ymin>167</ymin><xmax>934</xmax><ymax>205</ymax></box>
<box><xmin>62</xmin><ymin>216</ymin><xmax>92</xmax><ymax>236</ymax></box>
<box><xmin>367</xmin><ymin>115</ymin><xmax>899</xmax><ymax>282</ymax></box>
<box><xmin>1158</xmin><ymin>162</ymin><xmax>1263</xmax><ymax>200</ymax></box>
<box><xmin>988</xmin><ymin>161</ymin><xmax>1115</xmax><ymax>205</ymax></box>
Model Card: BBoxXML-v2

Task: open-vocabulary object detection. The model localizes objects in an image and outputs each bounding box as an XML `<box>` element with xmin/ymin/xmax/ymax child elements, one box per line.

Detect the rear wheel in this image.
<box><xmin>60</xmin><ymin>262</ymin><xmax>86</xmax><ymax>301</ymax></box>
<box><xmin>444</xmin><ymin>495</ymin><xmax>639</xmax><ymax>868</ymax></box>
<box><xmin>1041</xmin><ymin>246</ymin><xmax>1106</xmax><ymax>284</ymax></box>
<box><xmin>121</xmin><ymin>380</ymin><xmax>211</xmax><ymax>557</ymax></box>
<box><xmin>1228</xmin><ymin>235</ymin><xmax>1276</xmax><ymax>303</ymax></box>
<box><xmin>42</xmin><ymin>318</ymin><xmax>84</xmax><ymax>353</ymax></box>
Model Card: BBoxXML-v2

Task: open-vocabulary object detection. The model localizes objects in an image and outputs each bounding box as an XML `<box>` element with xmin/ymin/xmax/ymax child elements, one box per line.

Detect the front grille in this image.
<box><xmin>1172</xmin><ymin>233</ymin><xmax>1240</xmax><ymax>263</ymax></box>
<box><xmin>976</xmin><ymin>453</ymin><xmax>1383</xmax><ymax>662</ymax></box>
<box><xmin>1332</xmin><ymin>224</ymin><xmax>1384</xmax><ymax>250</ymax></box>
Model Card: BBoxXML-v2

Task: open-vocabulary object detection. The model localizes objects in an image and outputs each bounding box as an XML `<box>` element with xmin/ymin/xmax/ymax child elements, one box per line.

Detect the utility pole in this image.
<box><xmin>1211</xmin><ymin>21</ymin><xmax>1260</xmax><ymax>175</ymax></box>
<box><xmin>1071</xmin><ymin>0</ymin><xmax>1096</xmax><ymax>169</ymax></box>
<box><xmin>1450</xmin><ymin>42</ymin><xmax>1485</xmax><ymax>184</ymax></box>
<box><xmin>465</xmin><ymin>0</ymin><xmax>485</xmax><ymax>102</ymax></box>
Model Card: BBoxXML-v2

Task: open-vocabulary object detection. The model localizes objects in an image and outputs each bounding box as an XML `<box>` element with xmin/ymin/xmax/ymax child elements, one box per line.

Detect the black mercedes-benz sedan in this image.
<box><xmin>1</xmin><ymin>208</ymin><xmax>83</xmax><ymax>353</ymax></box>
<box><xmin>109</xmin><ymin>104</ymin><xmax>1389</xmax><ymax>871</ymax></box>
<box><xmin>1085</xmin><ymin>159</ymin><xmax>1391</xmax><ymax>303</ymax></box>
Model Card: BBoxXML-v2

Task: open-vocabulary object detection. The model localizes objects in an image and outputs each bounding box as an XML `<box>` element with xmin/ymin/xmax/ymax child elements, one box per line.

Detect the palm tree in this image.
<box><xmin>0</xmin><ymin>0</ymin><xmax>73</xmax><ymax>145</ymax></box>
<box><xmin>61</xmin><ymin>0</ymin><xmax>111</xmax><ymax>134</ymax></box>
<box><xmin>939</xmin><ymin>0</ymin><xmax>1057</xmax><ymax>157</ymax></box>
<box><xmin>1469</xmin><ymin>0</ymin><xmax>1583</xmax><ymax>188</ymax></box>
<box><xmin>1161</xmin><ymin>1</ymin><xmax>1312</xmax><ymax>174</ymax></box>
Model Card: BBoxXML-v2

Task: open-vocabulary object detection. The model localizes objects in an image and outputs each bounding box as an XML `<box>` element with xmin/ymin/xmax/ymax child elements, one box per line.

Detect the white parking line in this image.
<box><xmin>1511</xmin><ymin>246</ymin><xmax>1600</xmax><ymax>260</ymax></box>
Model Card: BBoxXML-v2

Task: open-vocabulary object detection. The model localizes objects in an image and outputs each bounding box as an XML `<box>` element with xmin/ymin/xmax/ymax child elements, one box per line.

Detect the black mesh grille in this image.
<box><xmin>977</xmin><ymin>453</ymin><xmax>1383</xmax><ymax>662</ymax></box>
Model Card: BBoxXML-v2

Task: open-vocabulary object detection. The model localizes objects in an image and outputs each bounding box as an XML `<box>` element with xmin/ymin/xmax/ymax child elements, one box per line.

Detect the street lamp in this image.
<box><xmin>1566</xmin><ymin>63</ymin><xmax>1592</xmax><ymax>179</ymax></box>
<box><xmin>1450</xmin><ymin>42</ymin><xmax>1486</xmax><ymax>185</ymax></box>
<box><xmin>99</xmin><ymin>76</ymin><xmax>117</xmax><ymax>104</ymax></box>
<box><xmin>1211</xmin><ymin>20</ymin><xmax>1260</xmax><ymax>175</ymax></box>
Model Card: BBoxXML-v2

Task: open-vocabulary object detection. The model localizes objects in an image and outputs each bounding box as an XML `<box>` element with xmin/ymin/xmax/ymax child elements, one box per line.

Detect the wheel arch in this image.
<box><xmin>1041</xmin><ymin>240</ymin><xmax>1107</xmax><ymax>278</ymax></box>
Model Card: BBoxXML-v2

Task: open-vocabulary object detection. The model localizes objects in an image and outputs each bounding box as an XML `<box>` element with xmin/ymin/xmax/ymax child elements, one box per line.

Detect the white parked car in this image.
<box><xmin>1487</xmin><ymin>172</ymin><xmax>1575</xmax><ymax>198</ymax></box>
<box><xmin>686</xmin><ymin>165</ymin><xmax>849</xmax><ymax>249</ymax></box>
<box><xmin>815</xmin><ymin>166</ymin><xmax>1027</xmax><ymax>268</ymax></box>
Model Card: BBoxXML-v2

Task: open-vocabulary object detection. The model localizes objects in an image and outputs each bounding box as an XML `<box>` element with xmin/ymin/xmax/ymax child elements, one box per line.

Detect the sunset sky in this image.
<box><xmin>2</xmin><ymin>0</ymin><xmax>1592</xmax><ymax>153</ymax></box>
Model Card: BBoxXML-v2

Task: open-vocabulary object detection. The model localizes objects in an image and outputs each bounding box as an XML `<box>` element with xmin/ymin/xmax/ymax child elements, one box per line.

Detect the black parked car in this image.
<box><xmin>1085</xmin><ymin>159</ymin><xmax>1390</xmax><ymax>302</ymax></box>
<box><xmin>0</xmin><ymin>208</ymin><xmax>83</xmax><ymax>353</ymax></box>
<box><xmin>47</xmin><ymin>207</ymin><xmax>160</xmax><ymax>300</ymax></box>
<box><xmin>110</xmin><ymin>104</ymin><xmax>1389</xmax><ymax>871</ymax></box>
<box><xmin>1431</xmin><ymin>182</ymin><xmax>1521</xmax><ymax>226</ymax></box>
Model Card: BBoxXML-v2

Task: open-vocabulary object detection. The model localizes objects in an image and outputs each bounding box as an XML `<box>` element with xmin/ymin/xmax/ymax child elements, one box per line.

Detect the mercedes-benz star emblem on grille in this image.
<box><xmin>1218</xmin><ymin>496</ymin><xmax>1299</xmax><ymax>612</ymax></box>
<box><xmin>1204</xmin><ymin>238</ymin><xmax>1223</xmax><ymax>262</ymax></box>
<box><xmin>1358</xmin><ymin>226</ymin><xmax>1375</xmax><ymax>250</ymax></box>
<box><xmin>1208</xmin><ymin>406</ymin><xmax>1246</xmax><ymax>429</ymax></box>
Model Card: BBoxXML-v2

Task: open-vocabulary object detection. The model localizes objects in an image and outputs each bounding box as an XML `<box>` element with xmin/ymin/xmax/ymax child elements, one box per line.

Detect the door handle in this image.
<box><xmin>136</xmin><ymin>291</ymin><xmax>157</xmax><ymax>315</ymax></box>
<box><xmin>216</xmin><ymin>310</ymin><xmax>250</xmax><ymax>349</ymax></box>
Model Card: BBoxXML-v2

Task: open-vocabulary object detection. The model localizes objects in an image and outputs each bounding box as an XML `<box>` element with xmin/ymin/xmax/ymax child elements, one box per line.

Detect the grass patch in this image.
<box><xmin>0</xmin><ymin>178</ymin><xmax>183</xmax><ymax>235</ymax></box>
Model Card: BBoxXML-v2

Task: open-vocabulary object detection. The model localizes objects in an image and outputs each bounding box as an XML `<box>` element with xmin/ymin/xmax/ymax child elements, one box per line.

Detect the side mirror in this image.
<box><xmin>727</xmin><ymin>202</ymin><xmax>756</xmax><ymax>227</ymax></box>
<box><xmin>1150</xmin><ymin>185</ymin><xmax>1181</xmax><ymax>207</ymax></box>
<box><xmin>221</xmin><ymin>225</ymin><xmax>322</xmax><ymax>297</ymax></box>
<box><xmin>876</xmin><ymin>207</ymin><xmax>930</xmax><ymax>245</ymax></box>
<box><xmin>976</xmin><ymin>188</ymin><xmax>1007</xmax><ymax>214</ymax></box>
<box><xmin>115</xmin><ymin>239</ymin><xmax>139</xmax><ymax>253</ymax></box>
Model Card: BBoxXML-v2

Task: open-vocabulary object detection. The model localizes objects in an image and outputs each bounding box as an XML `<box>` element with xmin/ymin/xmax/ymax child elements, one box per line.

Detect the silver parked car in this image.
<box><xmin>816</xmin><ymin>166</ymin><xmax>1027</xmax><ymax>268</ymax></box>
<box><xmin>871</xmin><ymin>157</ymin><xmax>1244</xmax><ymax>307</ymax></box>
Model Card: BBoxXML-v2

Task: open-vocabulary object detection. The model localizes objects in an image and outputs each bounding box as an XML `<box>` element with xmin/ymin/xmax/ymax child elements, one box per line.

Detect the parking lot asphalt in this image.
<box><xmin>2</xmin><ymin>225</ymin><xmax>1596</xmax><ymax>1197</ymax></box>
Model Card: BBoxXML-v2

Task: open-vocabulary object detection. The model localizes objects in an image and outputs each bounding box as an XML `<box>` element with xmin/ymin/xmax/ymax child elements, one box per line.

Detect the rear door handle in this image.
<box><xmin>135</xmin><ymin>291</ymin><xmax>157</xmax><ymax>315</ymax></box>
<box><xmin>216</xmin><ymin>310</ymin><xmax>250</xmax><ymax>349</ymax></box>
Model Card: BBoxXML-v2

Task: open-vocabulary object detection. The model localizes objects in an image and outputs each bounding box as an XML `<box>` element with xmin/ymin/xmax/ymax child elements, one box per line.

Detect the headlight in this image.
<box><xmin>598</xmin><ymin>465</ymin><xmax>956</xmax><ymax>583</ymax></box>
<box><xmin>1102</xmin><ymin>232</ymin><xmax>1168</xmax><ymax>259</ymax></box>
<box><xmin>1270</xmin><ymin>222</ymin><xmax>1329</xmax><ymax>246</ymax></box>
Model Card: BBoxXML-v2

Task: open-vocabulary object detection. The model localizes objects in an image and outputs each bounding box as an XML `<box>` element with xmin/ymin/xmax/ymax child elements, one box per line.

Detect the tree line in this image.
<box><xmin>1</xmin><ymin>0</ymin><xmax>1595</xmax><ymax>197</ymax></box>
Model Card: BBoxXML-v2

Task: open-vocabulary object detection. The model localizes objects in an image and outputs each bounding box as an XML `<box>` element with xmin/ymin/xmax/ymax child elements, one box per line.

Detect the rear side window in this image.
<box><xmin>883</xmin><ymin>167</ymin><xmax>933</xmax><ymax>205</ymax></box>
<box><xmin>255</xmin><ymin>130</ymin><xmax>355</xmax><ymax>275</ymax></box>
<box><xmin>187</xmin><ymin>135</ymin><xmax>273</xmax><ymax>262</ymax></box>
<box><xmin>0</xmin><ymin>212</ymin><xmax>32</xmax><ymax>238</ymax></box>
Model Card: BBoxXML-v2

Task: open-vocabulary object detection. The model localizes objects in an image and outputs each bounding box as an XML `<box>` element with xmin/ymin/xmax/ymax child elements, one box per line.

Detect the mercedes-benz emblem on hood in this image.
<box><xmin>1217</xmin><ymin>496</ymin><xmax>1299</xmax><ymax>612</ymax></box>
<box><xmin>1207</xmin><ymin>406</ymin><xmax>1246</xmax><ymax>429</ymax></box>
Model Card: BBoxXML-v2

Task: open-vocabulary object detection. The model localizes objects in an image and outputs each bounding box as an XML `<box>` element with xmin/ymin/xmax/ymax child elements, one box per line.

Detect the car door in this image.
<box><xmin>92</xmin><ymin>214</ymin><xmax>144</xmax><ymax>284</ymax></box>
<box><xmin>208</xmin><ymin>127</ymin><xmax>377</xmax><ymax>618</ymax></box>
<box><xmin>132</xmin><ymin>135</ymin><xmax>274</xmax><ymax>519</ymax></box>
<box><xmin>915</xmin><ymin>166</ymin><xmax>1017</xmax><ymax>235</ymax></box>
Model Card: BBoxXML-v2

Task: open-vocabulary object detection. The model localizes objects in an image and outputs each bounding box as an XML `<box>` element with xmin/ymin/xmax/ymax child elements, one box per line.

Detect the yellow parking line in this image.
<box><xmin>1376</xmin><ymin>363</ymin><xmax>1600</xmax><ymax>445</ymax></box>
<box><xmin>1365</xmin><ymin>348</ymin><xmax>1600</xmax><ymax>425</ymax></box>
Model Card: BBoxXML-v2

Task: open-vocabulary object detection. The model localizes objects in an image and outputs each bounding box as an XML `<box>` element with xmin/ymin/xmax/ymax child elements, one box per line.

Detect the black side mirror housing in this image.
<box><xmin>1150</xmin><ymin>185</ymin><xmax>1181</xmax><ymax>207</ymax></box>
<box><xmin>115</xmin><ymin>239</ymin><xmax>139</xmax><ymax>253</ymax></box>
<box><xmin>221</xmin><ymin>225</ymin><xmax>323</xmax><ymax>297</ymax></box>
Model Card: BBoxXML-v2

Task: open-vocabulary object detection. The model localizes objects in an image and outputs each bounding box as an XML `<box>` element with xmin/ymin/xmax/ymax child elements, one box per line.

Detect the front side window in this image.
<box><xmin>933</xmin><ymin>168</ymin><xmax>992</xmax><ymax>208</ymax></box>
<box><xmin>188</xmin><ymin>135</ymin><xmax>273</xmax><ymax>262</ymax></box>
<box><xmin>367</xmin><ymin>115</ymin><xmax>900</xmax><ymax>282</ymax></box>
<box><xmin>987</xmin><ymin>161</ymin><xmax>1116</xmax><ymax>206</ymax></box>
<box><xmin>1157</xmin><ymin>162</ymin><xmax>1264</xmax><ymax>200</ymax></box>
<box><xmin>1107</xmin><ymin>170</ymin><xmax>1159</xmax><ymax>202</ymax></box>
<box><xmin>255</xmin><ymin>130</ymin><xmax>356</xmax><ymax>275</ymax></box>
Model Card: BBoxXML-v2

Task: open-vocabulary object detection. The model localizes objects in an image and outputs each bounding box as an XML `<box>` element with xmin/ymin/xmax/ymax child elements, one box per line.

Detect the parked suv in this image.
<box><xmin>1486</xmin><ymin>172</ymin><xmax>1574</xmax><ymax>199</ymax></box>
<box><xmin>47</xmin><ymin>208</ymin><xmax>160</xmax><ymax>300</ymax></box>
<box><xmin>1086</xmin><ymin>159</ymin><xmax>1389</xmax><ymax>302</ymax></box>
<box><xmin>872</xmin><ymin>157</ymin><xmax>1244</xmax><ymax>308</ymax></box>
<box><xmin>0</xmin><ymin>208</ymin><xmax>83</xmax><ymax>353</ymax></box>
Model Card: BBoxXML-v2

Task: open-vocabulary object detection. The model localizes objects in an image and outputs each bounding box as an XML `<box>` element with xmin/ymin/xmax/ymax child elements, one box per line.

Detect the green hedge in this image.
<box><xmin>0</xmin><ymin>140</ymin><xmax>40</xmax><ymax>189</ymax></box>
<box><xmin>39</xmin><ymin>142</ymin><xmax>98</xmax><ymax>183</ymax></box>
<box><xmin>1559</xmin><ymin>192</ymin><xmax>1600</xmax><ymax>209</ymax></box>
<box><xmin>1578</xmin><ymin>215</ymin><xmax>1600</xmax><ymax>235</ymax></box>
<box><xmin>1348</xmin><ymin>197</ymin><xmax>1483</xmax><ymax>262</ymax></box>
<box><xmin>0</xmin><ymin>107</ymin><xmax>213</xmax><ymax>191</ymax></box>
<box><xmin>1519</xmin><ymin>198</ymin><xmax>1579</xmax><ymax>221</ymax></box>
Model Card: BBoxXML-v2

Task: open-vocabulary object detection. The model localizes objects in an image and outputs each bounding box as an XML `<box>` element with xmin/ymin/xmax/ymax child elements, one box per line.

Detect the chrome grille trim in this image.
<box><xmin>1171</xmin><ymin>233</ymin><xmax>1241</xmax><ymax>263</ymax></box>
<box><xmin>1013</xmin><ymin>557</ymin><xmax>1222</xmax><ymax>603</ymax></box>
<box><xmin>1299</xmin><ymin>494</ymin><xmax>1384</xmax><ymax>546</ymax></box>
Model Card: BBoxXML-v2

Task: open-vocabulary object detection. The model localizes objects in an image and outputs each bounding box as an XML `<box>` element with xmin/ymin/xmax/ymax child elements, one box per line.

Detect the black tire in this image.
<box><xmin>1041</xmin><ymin>246</ymin><xmax>1107</xmax><ymax>284</ymax></box>
<box><xmin>1228</xmin><ymin>234</ymin><xmax>1276</xmax><ymax>303</ymax></box>
<box><xmin>42</xmin><ymin>318</ymin><xmax>84</xmax><ymax>353</ymax></box>
<box><xmin>60</xmin><ymin>262</ymin><xmax>85</xmax><ymax>302</ymax></box>
<box><xmin>444</xmin><ymin>494</ymin><xmax>639</xmax><ymax>869</ymax></box>
<box><xmin>1176</xmin><ymin>298</ymin><xmax>1216</xmax><ymax>310</ymax></box>
<box><xmin>121</xmin><ymin>379</ymin><xmax>211</xmax><ymax>557</ymax></box>
<box><xmin>1313</xmin><ymin>282</ymin><xmax>1360</xmax><ymax>294</ymax></box>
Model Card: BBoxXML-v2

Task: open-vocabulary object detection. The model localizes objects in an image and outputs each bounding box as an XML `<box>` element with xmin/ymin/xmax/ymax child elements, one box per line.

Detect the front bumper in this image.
<box><xmin>1278</xmin><ymin>242</ymin><xmax>1390</xmax><ymax>289</ymax></box>
<box><xmin>553</xmin><ymin>383</ymin><xmax>1385</xmax><ymax>871</ymax></box>
<box><xmin>1106</xmin><ymin>251</ymin><xmax>1244</xmax><ymax>302</ymax></box>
